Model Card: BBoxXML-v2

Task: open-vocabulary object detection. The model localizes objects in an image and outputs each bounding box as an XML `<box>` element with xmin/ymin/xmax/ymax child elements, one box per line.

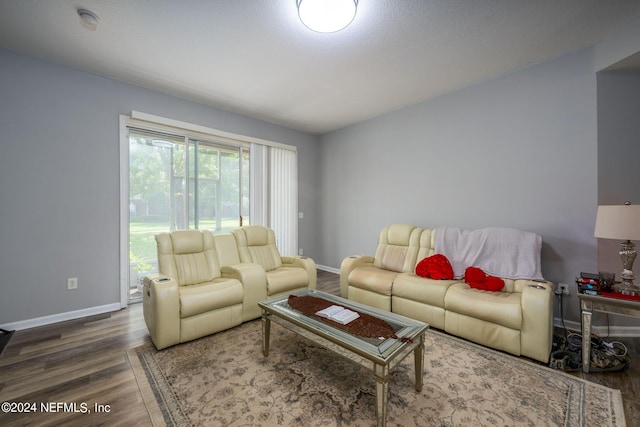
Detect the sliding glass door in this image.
<box><xmin>188</xmin><ymin>140</ymin><xmax>250</xmax><ymax>231</ymax></box>
<box><xmin>127</xmin><ymin>128</ymin><xmax>248</xmax><ymax>302</ymax></box>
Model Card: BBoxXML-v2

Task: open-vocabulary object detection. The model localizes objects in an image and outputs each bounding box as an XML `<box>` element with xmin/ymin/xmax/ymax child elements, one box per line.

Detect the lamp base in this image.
<box><xmin>614</xmin><ymin>280</ymin><xmax>640</xmax><ymax>296</ymax></box>
<box><xmin>614</xmin><ymin>242</ymin><xmax>639</xmax><ymax>295</ymax></box>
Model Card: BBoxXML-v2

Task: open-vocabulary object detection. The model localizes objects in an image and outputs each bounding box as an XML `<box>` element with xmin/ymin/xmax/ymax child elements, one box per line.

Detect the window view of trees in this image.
<box><xmin>128</xmin><ymin>129</ymin><xmax>249</xmax><ymax>298</ymax></box>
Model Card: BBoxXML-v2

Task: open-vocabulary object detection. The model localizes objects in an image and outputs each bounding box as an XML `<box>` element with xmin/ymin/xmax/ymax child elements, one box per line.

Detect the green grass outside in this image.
<box><xmin>129</xmin><ymin>218</ymin><xmax>243</xmax><ymax>267</ymax></box>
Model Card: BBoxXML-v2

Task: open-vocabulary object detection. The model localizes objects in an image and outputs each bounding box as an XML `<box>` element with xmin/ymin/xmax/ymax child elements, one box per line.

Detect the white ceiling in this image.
<box><xmin>2</xmin><ymin>0</ymin><xmax>640</xmax><ymax>134</ymax></box>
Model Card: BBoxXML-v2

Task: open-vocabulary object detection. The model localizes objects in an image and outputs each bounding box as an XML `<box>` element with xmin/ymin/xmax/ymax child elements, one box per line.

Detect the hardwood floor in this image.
<box><xmin>0</xmin><ymin>304</ymin><xmax>153</xmax><ymax>426</ymax></box>
<box><xmin>0</xmin><ymin>270</ymin><xmax>637</xmax><ymax>426</ymax></box>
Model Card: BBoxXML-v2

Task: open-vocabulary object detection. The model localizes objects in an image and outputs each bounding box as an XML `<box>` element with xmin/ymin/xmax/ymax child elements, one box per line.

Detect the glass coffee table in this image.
<box><xmin>258</xmin><ymin>289</ymin><xmax>429</xmax><ymax>427</ymax></box>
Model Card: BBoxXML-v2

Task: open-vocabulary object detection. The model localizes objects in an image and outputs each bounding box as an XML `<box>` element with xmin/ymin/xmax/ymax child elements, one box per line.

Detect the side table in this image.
<box><xmin>578</xmin><ymin>293</ymin><xmax>640</xmax><ymax>373</ymax></box>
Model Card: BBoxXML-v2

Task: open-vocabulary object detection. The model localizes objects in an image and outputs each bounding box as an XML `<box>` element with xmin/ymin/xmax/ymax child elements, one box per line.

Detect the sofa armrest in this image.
<box><xmin>520</xmin><ymin>280</ymin><xmax>554</xmax><ymax>363</ymax></box>
<box><xmin>221</xmin><ymin>264</ymin><xmax>267</xmax><ymax>321</ymax></box>
<box><xmin>281</xmin><ymin>256</ymin><xmax>317</xmax><ymax>290</ymax></box>
<box><xmin>143</xmin><ymin>274</ymin><xmax>180</xmax><ymax>350</ymax></box>
<box><xmin>340</xmin><ymin>255</ymin><xmax>375</xmax><ymax>298</ymax></box>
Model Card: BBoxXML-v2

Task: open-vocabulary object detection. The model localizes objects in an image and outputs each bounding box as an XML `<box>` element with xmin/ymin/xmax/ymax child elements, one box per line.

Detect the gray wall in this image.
<box><xmin>318</xmin><ymin>48</ymin><xmax>599</xmax><ymax>324</ymax></box>
<box><xmin>596</xmin><ymin>71</ymin><xmax>640</xmax><ymax>328</ymax></box>
<box><xmin>597</xmin><ymin>71</ymin><xmax>640</xmax><ymax>210</ymax></box>
<box><xmin>0</xmin><ymin>48</ymin><xmax>319</xmax><ymax>325</ymax></box>
<box><xmin>2</xmin><ymin>21</ymin><xmax>640</xmax><ymax>330</ymax></box>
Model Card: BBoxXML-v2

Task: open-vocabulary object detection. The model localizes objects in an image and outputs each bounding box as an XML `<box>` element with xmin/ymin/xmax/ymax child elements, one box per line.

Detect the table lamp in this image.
<box><xmin>594</xmin><ymin>202</ymin><xmax>640</xmax><ymax>296</ymax></box>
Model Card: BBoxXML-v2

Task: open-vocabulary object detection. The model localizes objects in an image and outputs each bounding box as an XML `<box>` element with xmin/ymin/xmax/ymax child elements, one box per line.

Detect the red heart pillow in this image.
<box><xmin>415</xmin><ymin>254</ymin><xmax>454</xmax><ymax>280</ymax></box>
<box><xmin>464</xmin><ymin>266</ymin><xmax>505</xmax><ymax>292</ymax></box>
<box><xmin>464</xmin><ymin>266</ymin><xmax>486</xmax><ymax>283</ymax></box>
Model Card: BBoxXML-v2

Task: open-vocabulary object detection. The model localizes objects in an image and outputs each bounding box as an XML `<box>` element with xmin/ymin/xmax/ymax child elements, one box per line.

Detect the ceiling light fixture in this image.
<box><xmin>297</xmin><ymin>0</ymin><xmax>358</xmax><ymax>33</ymax></box>
<box><xmin>77</xmin><ymin>8</ymin><xmax>99</xmax><ymax>31</ymax></box>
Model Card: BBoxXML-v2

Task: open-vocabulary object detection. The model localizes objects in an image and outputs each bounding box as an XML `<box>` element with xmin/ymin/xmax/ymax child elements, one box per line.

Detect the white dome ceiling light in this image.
<box><xmin>297</xmin><ymin>0</ymin><xmax>358</xmax><ymax>33</ymax></box>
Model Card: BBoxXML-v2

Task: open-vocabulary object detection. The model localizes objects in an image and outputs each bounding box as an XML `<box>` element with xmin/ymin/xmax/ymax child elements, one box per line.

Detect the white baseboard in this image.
<box><xmin>554</xmin><ymin>317</ymin><xmax>640</xmax><ymax>337</ymax></box>
<box><xmin>317</xmin><ymin>264</ymin><xmax>340</xmax><ymax>274</ymax></box>
<box><xmin>0</xmin><ymin>303</ymin><xmax>122</xmax><ymax>331</ymax></box>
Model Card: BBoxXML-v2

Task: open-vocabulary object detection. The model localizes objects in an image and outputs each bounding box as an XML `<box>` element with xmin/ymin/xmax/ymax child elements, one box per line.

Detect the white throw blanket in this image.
<box><xmin>434</xmin><ymin>226</ymin><xmax>544</xmax><ymax>280</ymax></box>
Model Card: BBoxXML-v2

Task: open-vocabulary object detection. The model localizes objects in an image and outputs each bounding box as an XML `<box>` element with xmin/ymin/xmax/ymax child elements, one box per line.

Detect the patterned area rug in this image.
<box><xmin>128</xmin><ymin>321</ymin><xmax>625</xmax><ymax>427</ymax></box>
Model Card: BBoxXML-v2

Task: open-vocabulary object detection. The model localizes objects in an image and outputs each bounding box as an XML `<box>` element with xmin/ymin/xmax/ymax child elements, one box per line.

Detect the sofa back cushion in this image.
<box><xmin>416</xmin><ymin>228</ymin><xmax>436</xmax><ymax>262</ymax></box>
<box><xmin>232</xmin><ymin>225</ymin><xmax>283</xmax><ymax>272</ymax></box>
<box><xmin>373</xmin><ymin>224</ymin><xmax>423</xmax><ymax>273</ymax></box>
<box><xmin>156</xmin><ymin>230</ymin><xmax>221</xmax><ymax>286</ymax></box>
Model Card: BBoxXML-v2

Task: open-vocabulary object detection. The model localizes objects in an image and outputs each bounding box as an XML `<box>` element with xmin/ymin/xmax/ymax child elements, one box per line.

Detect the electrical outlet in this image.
<box><xmin>557</xmin><ymin>283</ymin><xmax>569</xmax><ymax>295</ymax></box>
<box><xmin>67</xmin><ymin>277</ymin><xmax>78</xmax><ymax>290</ymax></box>
<box><xmin>298</xmin><ymin>248</ymin><xmax>304</xmax><ymax>256</ymax></box>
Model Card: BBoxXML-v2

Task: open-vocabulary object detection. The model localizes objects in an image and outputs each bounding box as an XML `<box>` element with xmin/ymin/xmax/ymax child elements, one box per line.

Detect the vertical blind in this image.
<box><xmin>250</xmin><ymin>143</ymin><xmax>268</xmax><ymax>226</ymax></box>
<box><xmin>269</xmin><ymin>146</ymin><xmax>298</xmax><ymax>256</ymax></box>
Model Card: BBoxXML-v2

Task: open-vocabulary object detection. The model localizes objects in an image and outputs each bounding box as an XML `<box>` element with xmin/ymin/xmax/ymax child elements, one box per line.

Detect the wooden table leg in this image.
<box><xmin>374</xmin><ymin>364</ymin><xmax>389</xmax><ymax>427</ymax></box>
<box><xmin>261</xmin><ymin>314</ymin><xmax>271</xmax><ymax>357</ymax></box>
<box><xmin>581</xmin><ymin>300</ymin><xmax>593</xmax><ymax>373</ymax></box>
<box><xmin>414</xmin><ymin>334</ymin><xmax>425</xmax><ymax>392</ymax></box>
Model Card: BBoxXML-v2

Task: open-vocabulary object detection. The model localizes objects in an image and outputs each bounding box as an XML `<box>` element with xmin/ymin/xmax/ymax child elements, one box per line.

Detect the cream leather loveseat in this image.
<box><xmin>340</xmin><ymin>224</ymin><xmax>554</xmax><ymax>363</ymax></box>
<box><xmin>143</xmin><ymin>226</ymin><xmax>316</xmax><ymax>350</ymax></box>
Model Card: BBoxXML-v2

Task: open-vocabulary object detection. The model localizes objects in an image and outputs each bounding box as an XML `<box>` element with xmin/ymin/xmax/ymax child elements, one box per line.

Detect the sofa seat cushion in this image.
<box><xmin>444</xmin><ymin>282</ymin><xmax>522</xmax><ymax>330</ymax></box>
<box><xmin>267</xmin><ymin>267</ymin><xmax>309</xmax><ymax>295</ymax></box>
<box><xmin>393</xmin><ymin>273</ymin><xmax>458</xmax><ymax>308</ymax></box>
<box><xmin>348</xmin><ymin>266</ymin><xmax>400</xmax><ymax>296</ymax></box>
<box><xmin>179</xmin><ymin>278</ymin><xmax>243</xmax><ymax>318</ymax></box>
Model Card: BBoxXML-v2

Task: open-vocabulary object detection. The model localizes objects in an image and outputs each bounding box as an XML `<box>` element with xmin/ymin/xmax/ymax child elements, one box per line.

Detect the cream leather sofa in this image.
<box><xmin>340</xmin><ymin>224</ymin><xmax>554</xmax><ymax>363</ymax></box>
<box><xmin>143</xmin><ymin>226</ymin><xmax>316</xmax><ymax>350</ymax></box>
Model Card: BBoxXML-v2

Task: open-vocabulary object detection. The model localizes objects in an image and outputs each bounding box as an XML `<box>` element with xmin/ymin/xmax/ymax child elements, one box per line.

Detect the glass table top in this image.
<box><xmin>258</xmin><ymin>289</ymin><xmax>428</xmax><ymax>361</ymax></box>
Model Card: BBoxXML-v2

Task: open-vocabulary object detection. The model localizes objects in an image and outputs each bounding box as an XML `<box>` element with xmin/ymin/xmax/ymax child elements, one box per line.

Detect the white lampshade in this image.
<box><xmin>594</xmin><ymin>204</ymin><xmax>640</xmax><ymax>241</ymax></box>
<box><xmin>297</xmin><ymin>0</ymin><xmax>358</xmax><ymax>33</ymax></box>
